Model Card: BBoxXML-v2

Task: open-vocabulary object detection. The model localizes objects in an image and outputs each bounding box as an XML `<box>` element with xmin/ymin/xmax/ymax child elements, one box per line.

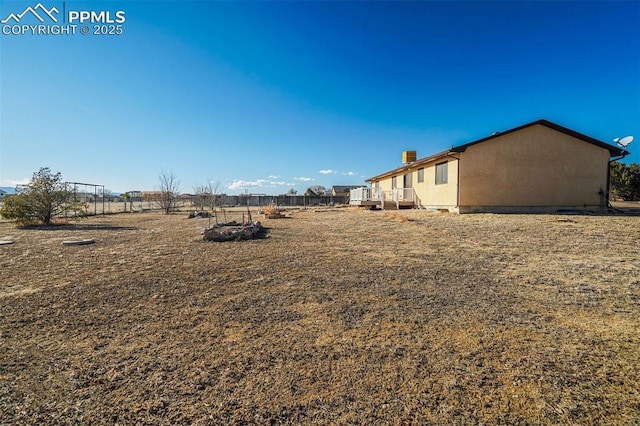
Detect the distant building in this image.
<box><xmin>331</xmin><ymin>185</ymin><xmax>365</xmax><ymax>197</ymax></box>
<box><xmin>351</xmin><ymin>119</ymin><xmax>628</xmax><ymax>213</ymax></box>
<box><xmin>122</xmin><ymin>191</ymin><xmax>143</xmax><ymax>201</ymax></box>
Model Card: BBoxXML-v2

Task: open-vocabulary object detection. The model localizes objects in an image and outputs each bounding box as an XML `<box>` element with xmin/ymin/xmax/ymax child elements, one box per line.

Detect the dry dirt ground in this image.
<box><xmin>0</xmin><ymin>208</ymin><xmax>639</xmax><ymax>424</ymax></box>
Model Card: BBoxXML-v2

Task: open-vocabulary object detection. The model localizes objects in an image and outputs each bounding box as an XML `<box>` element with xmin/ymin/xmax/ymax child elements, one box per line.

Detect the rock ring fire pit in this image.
<box><xmin>203</xmin><ymin>221</ymin><xmax>266</xmax><ymax>242</ymax></box>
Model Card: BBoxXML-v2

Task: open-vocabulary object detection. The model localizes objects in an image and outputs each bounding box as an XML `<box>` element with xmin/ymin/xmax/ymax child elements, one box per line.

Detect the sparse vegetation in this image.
<box><xmin>0</xmin><ymin>167</ymin><xmax>82</xmax><ymax>225</ymax></box>
<box><xmin>193</xmin><ymin>179</ymin><xmax>221</xmax><ymax>211</ymax></box>
<box><xmin>610</xmin><ymin>161</ymin><xmax>640</xmax><ymax>200</ymax></box>
<box><xmin>263</xmin><ymin>204</ymin><xmax>279</xmax><ymax>215</ymax></box>
<box><xmin>0</xmin><ymin>208</ymin><xmax>638</xmax><ymax>423</ymax></box>
<box><xmin>263</xmin><ymin>203</ymin><xmax>286</xmax><ymax>219</ymax></box>
<box><xmin>383</xmin><ymin>211</ymin><xmax>409</xmax><ymax>222</ymax></box>
<box><xmin>155</xmin><ymin>169</ymin><xmax>180</xmax><ymax>214</ymax></box>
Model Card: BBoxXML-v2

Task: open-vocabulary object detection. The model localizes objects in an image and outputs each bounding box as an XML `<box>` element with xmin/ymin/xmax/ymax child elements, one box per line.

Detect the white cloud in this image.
<box><xmin>268</xmin><ymin>175</ymin><xmax>280</xmax><ymax>179</ymax></box>
<box><xmin>227</xmin><ymin>179</ymin><xmax>266</xmax><ymax>190</ymax></box>
<box><xmin>294</xmin><ymin>177</ymin><xmax>314</xmax><ymax>182</ymax></box>
<box><xmin>319</xmin><ymin>169</ymin><xmax>358</xmax><ymax>176</ymax></box>
<box><xmin>0</xmin><ymin>178</ymin><xmax>29</xmax><ymax>187</ymax></box>
<box><xmin>227</xmin><ymin>178</ymin><xmax>297</xmax><ymax>190</ymax></box>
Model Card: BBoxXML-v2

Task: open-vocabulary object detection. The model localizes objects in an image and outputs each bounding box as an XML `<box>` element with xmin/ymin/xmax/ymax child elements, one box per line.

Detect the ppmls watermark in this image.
<box><xmin>1</xmin><ymin>2</ymin><xmax>126</xmax><ymax>36</ymax></box>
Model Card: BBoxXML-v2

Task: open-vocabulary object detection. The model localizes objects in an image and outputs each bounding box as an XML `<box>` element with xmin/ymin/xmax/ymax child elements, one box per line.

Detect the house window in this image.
<box><xmin>435</xmin><ymin>161</ymin><xmax>448</xmax><ymax>185</ymax></box>
<box><xmin>391</xmin><ymin>176</ymin><xmax>397</xmax><ymax>189</ymax></box>
<box><xmin>417</xmin><ymin>168</ymin><xmax>424</xmax><ymax>183</ymax></box>
<box><xmin>403</xmin><ymin>173</ymin><xmax>412</xmax><ymax>188</ymax></box>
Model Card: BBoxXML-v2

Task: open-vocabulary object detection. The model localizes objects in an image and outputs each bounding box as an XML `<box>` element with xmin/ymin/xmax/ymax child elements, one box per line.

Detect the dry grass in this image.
<box><xmin>1</xmin><ymin>208</ymin><xmax>639</xmax><ymax>424</ymax></box>
<box><xmin>263</xmin><ymin>205</ymin><xmax>280</xmax><ymax>216</ymax></box>
<box><xmin>383</xmin><ymin>211</ymin><xmax>410</xmax><ymax>223</ymax></box>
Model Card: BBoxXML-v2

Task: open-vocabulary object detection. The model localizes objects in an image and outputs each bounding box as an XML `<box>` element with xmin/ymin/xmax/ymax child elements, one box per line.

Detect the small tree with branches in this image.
<box><xmin>193</xmin><ymin>184</ymin><xmax>208</xmax><ymax>210</ymax></box>
<box><xmin>193</xmin><ymin>179</ymin><xmax>221</xmax><ymax>211</ymax></box>
<box><xmin>156</xmin><ymin>169</ymin><xmax>180</xmax><ymax>214</ymax></box>
<box><xmin>208</xmin><ymin>180</ymin><xmax>222</xmax><ymax>211</ymax></box>
<box><xmin>0</xmin><ymin>167</ymin><xmax>82</xmax><ymax>225</ymax></box>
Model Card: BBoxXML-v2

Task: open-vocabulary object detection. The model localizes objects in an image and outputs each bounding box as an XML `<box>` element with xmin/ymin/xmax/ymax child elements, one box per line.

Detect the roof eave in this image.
<box><xmin>366</xmin><ymin>119</ymin><xmax>628</xmax><ymax>182</ymax></box>
<box><xmin>451</xmin><ymin>119</ymin><xmax>626</xmax><ymax>157</ymax></box>
<box><xmin>366</xmin><ymin>150</ymin><xmax>453</xmax><ymax>182</ymax></box>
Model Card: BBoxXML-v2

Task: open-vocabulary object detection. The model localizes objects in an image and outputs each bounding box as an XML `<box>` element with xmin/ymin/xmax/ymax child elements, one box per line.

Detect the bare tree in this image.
<box><xmin>208</xmin><ymin>180</ymin><xmax>221</xmax><ymax>211</ymax></box>
<box><xmin>156</xmin><ymin>169</ymin><xmax>180</xmax><ymax>214</ymax></box>
<box><xmin>101</xmin><ymin>188</ymin><xmax>114</xmax><ymax>201</ymax></box>
<box><xmin>193</xmin><ymin>184</ymin><xmax>208</xmax><ymax>210</ymax></box>
<box><xmin>193</xmin><ymin>179</ymin><xmax>221</xmax><ymax>211</ymax></box>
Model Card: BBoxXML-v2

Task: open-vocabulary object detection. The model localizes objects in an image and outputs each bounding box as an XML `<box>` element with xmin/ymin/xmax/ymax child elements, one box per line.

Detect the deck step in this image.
<box><xmin>382</xmin><ymin>201</ymin><xmax>398</xmax><ymax>210</ymax></box>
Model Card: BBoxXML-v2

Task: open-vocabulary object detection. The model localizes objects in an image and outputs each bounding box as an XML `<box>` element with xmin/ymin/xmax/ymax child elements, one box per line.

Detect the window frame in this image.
<box><xmin>403</xmin><ymin>173</ymin><xmax>412</xmax><ymax>189</ymax></box>
<box><xmin>435</xmin><ymin>161</ymin><xmax>448</xmax><ymax>185</ymax></box>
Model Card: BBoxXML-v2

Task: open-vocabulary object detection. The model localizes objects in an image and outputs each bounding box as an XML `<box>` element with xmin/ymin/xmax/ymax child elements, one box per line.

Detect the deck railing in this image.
<box><xmin>350</xmin><ymin>187</ymin><xmax>370</xmax><ymax>202</ymax></box>
<box><xmin>392</xmin><ymin>188</ymin><xmax>415</xmax><ymax>203</ymax></box>
<box><xmin>350</xmin><ymin>187</ymin><xmax>415</xmax><ymax>208</ymax></box>
<box><xmin>350</xmin><ymin>187</ymin><xmax>383</xmax><ymax>202</ymax></box>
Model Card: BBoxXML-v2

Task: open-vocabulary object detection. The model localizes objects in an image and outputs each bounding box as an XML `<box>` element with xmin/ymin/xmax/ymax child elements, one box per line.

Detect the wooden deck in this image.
<box><xmin>350</xmin><ymin>187</ymin><xmax>417</xmax><ymax>209</ymax></box>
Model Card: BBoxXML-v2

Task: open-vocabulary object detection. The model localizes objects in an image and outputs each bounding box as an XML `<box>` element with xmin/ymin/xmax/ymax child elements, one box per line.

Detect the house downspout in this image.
<box><xmin>446</xmin><ymin>153</ymin><xmax>461</xmax><ymax>212</ymax></box>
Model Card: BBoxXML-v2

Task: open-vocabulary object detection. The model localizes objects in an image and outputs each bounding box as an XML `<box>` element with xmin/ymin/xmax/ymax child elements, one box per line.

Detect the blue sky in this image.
<box><xmin>1</xmin><ymin>0</ymin><xmax>639</xmax><ymax>194</ymax></box>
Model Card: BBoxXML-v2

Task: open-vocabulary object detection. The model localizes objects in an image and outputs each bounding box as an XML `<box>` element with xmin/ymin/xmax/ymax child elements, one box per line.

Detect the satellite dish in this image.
<box><xmin>614</xmin><ymin>135</ymin><xmax>634</xmax><ymax>148</ymax></box>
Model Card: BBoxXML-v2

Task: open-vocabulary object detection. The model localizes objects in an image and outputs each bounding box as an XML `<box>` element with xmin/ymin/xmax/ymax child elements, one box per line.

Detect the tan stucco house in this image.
<box><xmin>351</xmin><ymin>119</ymin><xmax>629</xmax><ymax>213</ymax></box>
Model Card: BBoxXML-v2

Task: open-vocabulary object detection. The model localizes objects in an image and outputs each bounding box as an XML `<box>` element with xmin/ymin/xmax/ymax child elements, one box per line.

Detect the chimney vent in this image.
<box><xmin>402</xmin><ymin>151</ymin><xmax>417</xmax><ymax>164</ymax></box>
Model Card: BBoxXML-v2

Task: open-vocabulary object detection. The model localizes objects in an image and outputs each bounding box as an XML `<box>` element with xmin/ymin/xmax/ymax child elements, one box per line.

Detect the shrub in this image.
<box><xmin>0</xmin><ymin>167</ymin><xmax>82</xmax><ymax>225</ymax></box>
